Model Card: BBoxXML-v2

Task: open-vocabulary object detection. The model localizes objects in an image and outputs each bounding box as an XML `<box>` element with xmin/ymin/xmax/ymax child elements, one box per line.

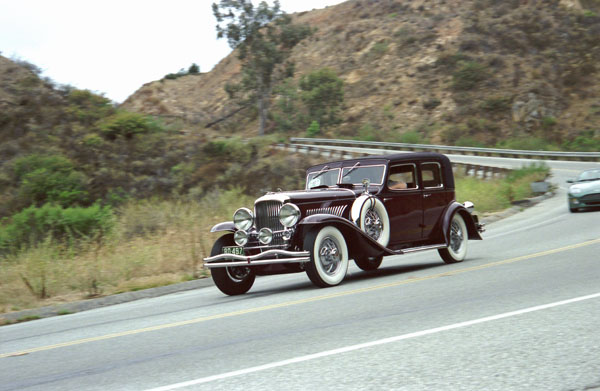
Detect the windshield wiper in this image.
<box><xmin>341</xmin><ymin>162</ymin><xmax>360</xmax><ymax>183</ymax></box>
<box><xmin>311</xmin><ymin>165</ymin><xmax>330</xmax><ymax>181</ymax></box>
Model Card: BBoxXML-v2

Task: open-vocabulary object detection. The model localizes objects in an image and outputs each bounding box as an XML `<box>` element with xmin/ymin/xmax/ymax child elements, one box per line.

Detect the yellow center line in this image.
<box><xmin>3</xmin><ymin>238</ymin><xmax>600</xmax><ymax>359</ymax></box>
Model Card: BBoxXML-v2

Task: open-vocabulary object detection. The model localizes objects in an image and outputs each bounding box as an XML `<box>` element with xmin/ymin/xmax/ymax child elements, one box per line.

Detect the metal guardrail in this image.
<box><xmin>278</xmin><ymin>143</ymin><xmax>511</xmax><ymax>179</ymax></box>
<box><xmin>289</xmin><ymin>137</ymin><xmax>600</xmax><ymax>161</ymax></box>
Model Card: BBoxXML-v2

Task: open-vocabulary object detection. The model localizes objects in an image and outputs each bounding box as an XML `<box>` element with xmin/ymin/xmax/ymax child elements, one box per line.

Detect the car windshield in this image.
<box><xmin>306</xmin><ymin>168</ymin><xmax>341</xmax><ymax>189</ymax></box>
<box><xmin>340</xmin><ymin>165</ymin><xmax>386</xmax><ymax>185</ymax></box>
<box><xmin>577</xmin><ymin>169</ymin><xmax>600</xmax><ymax>182</ymax></box>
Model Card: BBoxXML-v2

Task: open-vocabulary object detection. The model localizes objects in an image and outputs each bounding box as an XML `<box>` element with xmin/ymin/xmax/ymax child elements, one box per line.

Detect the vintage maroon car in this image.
<box><xmin>203</xmin><ymin>152</ymin><xmax>484</xmax><ymax>295</ymax></box>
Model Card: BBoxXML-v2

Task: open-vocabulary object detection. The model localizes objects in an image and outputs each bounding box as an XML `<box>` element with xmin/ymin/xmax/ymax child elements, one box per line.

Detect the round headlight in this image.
<box><xmin>233</xmin><ymin>208</ymin><xmax>254</xmax><ymax>231</ymax></box>
<box><xmin>279</xmin><ymin>203</ymin><xmax>300</xmax><ymax>228</ymax></box>
<box><xmin>258</xmin><ymin>228</ymin><xmax>273</xmax><ymax>245</ymax></box>
<box><xmin>234</xmin><ymin>230</ymin><xmax>248</xmax><ymax>246</ymax></box>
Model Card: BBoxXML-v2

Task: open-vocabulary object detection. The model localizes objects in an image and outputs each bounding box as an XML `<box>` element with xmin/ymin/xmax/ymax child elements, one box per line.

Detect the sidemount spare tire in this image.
<box><xmin>351</xmin><ymin>195</ymin><xmax>390</xmax><ymax>248</ymax></box>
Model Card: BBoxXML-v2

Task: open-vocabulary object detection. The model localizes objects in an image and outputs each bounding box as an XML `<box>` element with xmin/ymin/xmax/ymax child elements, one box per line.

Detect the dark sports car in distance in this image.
<box><xmin>203</xmin><ymin>152</ymin><xmax>485</xmax><ymax>295</ymax></box>
<box><xmin>567</xmin><ymin>168</ymin><xmax>600</xmax><ymax>212</ymax></box>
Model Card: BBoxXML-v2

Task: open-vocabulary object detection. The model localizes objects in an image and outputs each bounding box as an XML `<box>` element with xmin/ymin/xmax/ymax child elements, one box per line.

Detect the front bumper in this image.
<box><xmin>203</xmin><ymin>249</ymin><xmax>310</xmax><ymax>269</ymax></box>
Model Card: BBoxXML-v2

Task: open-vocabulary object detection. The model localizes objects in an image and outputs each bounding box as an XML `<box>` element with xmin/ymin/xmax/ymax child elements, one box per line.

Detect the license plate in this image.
<box><xmin>223</xmin><ymin>246</ymin><xmax>244</xmax><ymax>255</ymax></box>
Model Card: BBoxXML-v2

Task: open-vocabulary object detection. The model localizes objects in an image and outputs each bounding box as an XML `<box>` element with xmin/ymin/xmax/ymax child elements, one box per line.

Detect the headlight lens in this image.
<box><xmin>234</xmin><ymin>230</ymin><xmax>248</xmax><ymax>246</ymax></box>
<box><xmin>233</xmin><ymin>208</ymin><xmax>254</xmax><ymax>231</ymax></box>
<box><xmin>279</xmin><ymin>203</ymin><xmax>300</xmax><ymax>228</ymax></box>
<box><xmin>258</xmin><ymin>228</ymin><xmax>273</xmax><ymax>245</ymax></box>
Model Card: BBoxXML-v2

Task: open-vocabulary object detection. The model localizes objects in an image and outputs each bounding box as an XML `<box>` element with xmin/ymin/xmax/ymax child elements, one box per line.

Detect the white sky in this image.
<box><xmin>0</xmin><ymin>0</ymin><xmax>345</xmax><ymax>103</ymax></box>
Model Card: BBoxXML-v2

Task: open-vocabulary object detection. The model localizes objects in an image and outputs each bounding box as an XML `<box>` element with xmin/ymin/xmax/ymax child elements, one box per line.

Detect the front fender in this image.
<box><xmin>441</xmin><ymin>203</ymin><xmax>483</xmax><ymax>244</ymax></box>
<box><xmin>210</xmin><ymin>221</ymin><xmax>235</xmax><ymax>233</ymax></box>
<box><xmin>298</xmin><ymin>214</ymin><xmax>397</xmax><ymax>257</ymax></box>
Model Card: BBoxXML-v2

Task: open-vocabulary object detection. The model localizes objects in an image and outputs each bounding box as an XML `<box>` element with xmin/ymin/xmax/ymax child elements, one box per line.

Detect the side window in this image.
<box><xmin>388</xmin><ymin>164</ymin><xmax>417</xmax><ymax>190</ymax></box>
<box><xmin>421</xmin><ymin>162</ymin><xmax>443</xmax><ymax>188</ymax></box>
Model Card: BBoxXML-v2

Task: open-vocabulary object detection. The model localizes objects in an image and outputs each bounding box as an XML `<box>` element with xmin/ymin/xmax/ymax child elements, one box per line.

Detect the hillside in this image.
<box><xmin>123</xmin><ymin>0</ymin><xmax>600</xmax><ymax>149</ymax></box>
<box><xmin>0</xmin><ymin>54</ymin><xmax>315</xmax><ymax>220</ymax></box>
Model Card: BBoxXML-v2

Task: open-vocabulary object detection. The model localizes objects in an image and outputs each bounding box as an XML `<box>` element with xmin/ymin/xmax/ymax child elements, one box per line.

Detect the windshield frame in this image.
<box><xmin>306</xmin><ymin>168</ymin><xmax>341</xmax><ymax>189</ymax></box>
<box><xmin>340</xmin><ymin>164</ymin><xmax>387</xmax><ymax>186</ymax></box>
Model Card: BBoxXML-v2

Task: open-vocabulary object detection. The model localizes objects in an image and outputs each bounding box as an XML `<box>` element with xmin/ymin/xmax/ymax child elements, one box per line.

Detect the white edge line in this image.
<box><xmin>143</xmin><ymin>292</ymin><xmax>600</xmax><ymax>391</ymax></box>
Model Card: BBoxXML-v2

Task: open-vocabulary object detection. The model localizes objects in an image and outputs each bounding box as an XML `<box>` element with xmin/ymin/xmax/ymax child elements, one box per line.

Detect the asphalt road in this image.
<box><xmin>1</xmin><ymin>156</ymin><xmax>599</xmax><ymax>391</ymax></box>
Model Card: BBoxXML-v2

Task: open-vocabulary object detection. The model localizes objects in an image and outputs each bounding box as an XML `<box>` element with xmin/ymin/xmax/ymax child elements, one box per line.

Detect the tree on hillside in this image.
<box><xmin>212</xmin><ymin>0</ymin><xmax>312</xmax><ymax>135</ymax></box>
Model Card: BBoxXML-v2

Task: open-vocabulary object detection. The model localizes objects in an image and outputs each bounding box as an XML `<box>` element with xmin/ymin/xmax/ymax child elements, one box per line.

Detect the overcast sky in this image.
<box><xmin>0</xmin><ymin>0</ymin><xmax>345</xmax><ymax>103</ymax></box>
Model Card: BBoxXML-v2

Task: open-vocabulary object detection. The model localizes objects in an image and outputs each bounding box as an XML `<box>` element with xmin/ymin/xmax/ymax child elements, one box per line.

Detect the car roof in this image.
<box><xmin>307</xmin><ymin>152</ymin><xmax>451</xmax><ymax>171</ymax></box>
<box><xmin>307</xmin><ymin>152</ymin><xmax>455</xmax><ymax>189</ymax></box>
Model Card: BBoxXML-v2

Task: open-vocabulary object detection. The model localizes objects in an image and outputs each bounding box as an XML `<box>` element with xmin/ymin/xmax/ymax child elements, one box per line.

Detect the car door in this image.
<box><xmin>381</xmin><ymin>163</ymin><xmax>423</xmax><ymax>245</ymax></box>
<box><xmin>420</xmin><ymin>161</ymin><xmax>447</xmax><ymax>239</ymax></box>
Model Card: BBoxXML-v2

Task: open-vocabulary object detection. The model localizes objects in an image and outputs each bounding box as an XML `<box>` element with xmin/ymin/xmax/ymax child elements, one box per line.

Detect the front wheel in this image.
<box><xmin>304</xmin><ymin>226</ymin><xmax>349</xmax><ymax>287</ymax></box>
<box><xmin>210</xmin><ymin>234</ymin><xmax>255</xmax><ymax>295</ymax></box>
<box><xmin>438</xmin><ymin>213</ymin><xmax>468</xmax><ymax>264</ymax></box>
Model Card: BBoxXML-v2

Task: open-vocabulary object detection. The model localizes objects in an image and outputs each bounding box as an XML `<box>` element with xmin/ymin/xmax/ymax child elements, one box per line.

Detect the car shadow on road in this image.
<box><xmin>345</xmin><ymin>261</ymin><xmax>445</xmax><ymax>282</ymax></box>
<box><xmin>246</xmin><ymin>259</ymin><xmax>464</xmax><ymax>297</ymax></box>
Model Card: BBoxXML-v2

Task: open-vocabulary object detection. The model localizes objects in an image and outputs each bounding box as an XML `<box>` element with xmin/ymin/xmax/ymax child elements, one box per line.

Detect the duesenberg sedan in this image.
<box><xmin>203</xmin><ymin>152</ymin><xmax>484</xmax><ymax>295</ymax></box>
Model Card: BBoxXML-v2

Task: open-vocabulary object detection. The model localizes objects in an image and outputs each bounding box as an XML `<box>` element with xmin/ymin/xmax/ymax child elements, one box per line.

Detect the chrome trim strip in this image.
<box><xmin>204</xmin><ymin>257</ymin><xmax>310</xmax><ymax>268</ymax></box>
<box><xmin>400</xmin><ymin>244</ymin><xmax>447</xmax><ymax>254</ymax></box>
<box><xmin>255</xmin><ymin>193</ymin><xmax>290</xmax><ymax>203</ymax></box>
<box><xmin>307</xmin><ymin>205</ymin><xmax>347</xmax><ymax>217</ymax></box>
<box><xmin>203</xmin><ymin>249</ymin><xmax>310</xmax><ymax>267</ymax></box>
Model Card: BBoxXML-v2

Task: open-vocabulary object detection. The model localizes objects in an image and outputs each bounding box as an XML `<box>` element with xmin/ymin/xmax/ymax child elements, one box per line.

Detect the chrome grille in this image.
<box><xmin>255</xmin><ymin>201</ymin><xmax>284</xmax><ymax>245</ymax></box>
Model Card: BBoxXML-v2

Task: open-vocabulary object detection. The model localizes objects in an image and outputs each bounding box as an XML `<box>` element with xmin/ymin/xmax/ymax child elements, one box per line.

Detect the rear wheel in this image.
<box><xmin>304</xmin><ymin>226</ymin><xmax>349</xmax><ymax>287</ymax></box>
<box><xmin>438</xmin><ymin>213</ymin><xmax>468</xmax><ymax>264</ymax></box>
<box><xmin>210</xmin><ymin>234</ymin><xmax>255</xmax><ymax>295</ymax></box>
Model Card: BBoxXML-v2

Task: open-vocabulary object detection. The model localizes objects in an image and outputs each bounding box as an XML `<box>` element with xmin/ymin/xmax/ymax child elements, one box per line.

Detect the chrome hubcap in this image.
<box><xmin>364</xmin><ymin>209</ymin><xmax>383</xmax><ymax>241</ymax></box>
<box><xmin>227</xmin><ymin>266</ymin><xmax>251</xmax><ymax>282</ymax></box>
<box><xmin>450</xmin><ymin>220</ymin><xmax>464</xmax><ymax>252</ymax></box>
<box><xmin>318</xmin><ymin>237</ymin><xmax>342</xmax><ymax>275</ymax></box>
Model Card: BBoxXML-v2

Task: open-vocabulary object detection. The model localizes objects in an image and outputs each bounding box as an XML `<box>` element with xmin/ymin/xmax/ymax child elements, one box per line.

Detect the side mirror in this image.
<box><xmin>566</xmin><ymin>180</ymin><xmax>574</xmax><ymax>184</ymax></box>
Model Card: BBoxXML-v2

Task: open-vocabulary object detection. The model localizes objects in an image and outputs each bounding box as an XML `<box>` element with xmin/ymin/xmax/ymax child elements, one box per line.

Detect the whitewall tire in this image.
<box><xmin>438</xmin><ymin>213</ymin><xmax>468</xmax><ymax>264</ymax></box>
<box><xmin>305</xmin><ymin>226</ymin><xmax>349</xmax><ymax>287</ymax></box>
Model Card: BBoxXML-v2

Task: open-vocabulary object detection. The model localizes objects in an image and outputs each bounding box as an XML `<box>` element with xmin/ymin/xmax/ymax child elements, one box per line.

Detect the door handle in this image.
<box><xmin>423</xmin><ymin>194</ymin><xmax>431</xmax><ymax>198</ymax></box>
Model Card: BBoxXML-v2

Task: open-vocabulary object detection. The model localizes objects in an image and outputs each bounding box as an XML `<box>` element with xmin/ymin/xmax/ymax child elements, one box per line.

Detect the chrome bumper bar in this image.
<box><xmin>203</xmin><ymin>249</ymin><xmax>310</xmax><ymax>269</ymax></box>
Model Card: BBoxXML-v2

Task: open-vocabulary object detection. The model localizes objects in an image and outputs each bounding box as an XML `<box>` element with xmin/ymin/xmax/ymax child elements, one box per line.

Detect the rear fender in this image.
<box><xmin>441</xmin><ymin>203</ymin><xmax>483</xmax><ymax>244</ymax></box>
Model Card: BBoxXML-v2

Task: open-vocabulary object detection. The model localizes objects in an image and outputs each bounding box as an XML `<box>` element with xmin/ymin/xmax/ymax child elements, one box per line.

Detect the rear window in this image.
<box><xmin>421</xmin><ymin>162</ymin><xmax>443</xmax><ymax>188</ymax></box>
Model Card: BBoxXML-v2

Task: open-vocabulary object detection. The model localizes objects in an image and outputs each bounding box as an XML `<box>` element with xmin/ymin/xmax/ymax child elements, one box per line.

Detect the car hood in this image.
<box><xmin>255</xmin><ymin>188</ymin><xmax>361</xmax><ymax>205</ymax></box>
<box><xmin>569</xmin><ymin>179</ymin><xmax>600</xmax><ymax>195</ymax></box>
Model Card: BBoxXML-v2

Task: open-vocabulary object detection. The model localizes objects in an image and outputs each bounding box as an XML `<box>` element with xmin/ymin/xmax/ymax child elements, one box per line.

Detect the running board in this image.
<box><xmin>393</xmin><ymin>244</ymin><xmax>447</xmax><ymax>255</ymax></box>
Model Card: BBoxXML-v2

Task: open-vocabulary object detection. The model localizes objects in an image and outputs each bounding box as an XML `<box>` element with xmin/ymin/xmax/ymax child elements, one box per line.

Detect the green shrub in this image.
<box><xmin>306</xmin><ymin>121</ymin><xmax>320</xmax><ymax>137</ymax></box>
<box><xmin>0</xmin><ymin>203</ymin><xmax>114</xmax><ymax>253</ymax></box>
<box><xmin>496</xmin><ymin>136</ymin><xmax>559</xmax><ymax>151</ymax></box>
<box><xmin>65</xmin><ymin>89</ymin><xmax>115</xmax><ymax>125</ymax></box>
<box><xmin>563</xmin><ymin>133</ymin><xmax>600</xmax><ymax>152</ymax></box>
<box><xmin>452</xmin><ymin>61</ymin><xmax>488</xmax><ymax>90</ymax></box>
<box><xmin>399</xmin><ymin>131</ymin><xmax>423</xmax><ymax>144</ymax></box>
<box><xmin>188</xmin><ymin>63</ymin><xmax>200</xmax><ymax>74</ymax></box>
<box><xmin>480</xmin><ymin>96</ymin><xmax>511</xmax><ymax>113</ymax></box>
<box><xmin>300</xmin><ymin>68</ymin><xmax>344</xmax><ymax>128</ymax></box>
<box><xmin>99</xmin><ymin>111</ymin><xmax>161</xmax><ymax>139</ymax></box>
<box><xmin>13</xmin><ymin>154</ymin><xmax>89</xmax><ymax>207</ymax></box>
